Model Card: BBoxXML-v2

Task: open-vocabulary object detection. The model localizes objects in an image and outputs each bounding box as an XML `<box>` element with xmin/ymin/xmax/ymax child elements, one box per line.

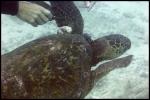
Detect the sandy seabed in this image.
<box><xmin>1</xmin><ymin>1</ymin><xmax>149</xmax><ymax>99</ymax></box>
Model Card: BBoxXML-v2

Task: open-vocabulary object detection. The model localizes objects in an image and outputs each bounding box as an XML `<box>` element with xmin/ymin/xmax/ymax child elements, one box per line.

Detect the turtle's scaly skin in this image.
<box><xmin>2</xmin><ymin>34</ymin><xmax>92</xmax><ymax>99</ymax></box>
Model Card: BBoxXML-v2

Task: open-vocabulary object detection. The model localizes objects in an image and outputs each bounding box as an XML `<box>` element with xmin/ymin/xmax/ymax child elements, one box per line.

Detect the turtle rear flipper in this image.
<box><xmin>92</xmin><ymin>55</ymin><xmax>133</xmax><ymax>84</ymax></box>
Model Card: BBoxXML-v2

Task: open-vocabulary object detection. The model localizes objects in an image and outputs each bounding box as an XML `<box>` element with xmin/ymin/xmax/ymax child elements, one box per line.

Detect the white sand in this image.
<box><xmin>1</xmin><ymin>1</ymin><xmax>149</xmax><ymax>99</ymax></box>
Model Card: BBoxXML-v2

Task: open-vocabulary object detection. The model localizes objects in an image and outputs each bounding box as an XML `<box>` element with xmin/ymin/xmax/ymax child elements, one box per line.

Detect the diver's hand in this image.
<box><xmin>17</xmin><ymin>1</ymin><xmax>52</xmax><ymax>27</ymax></box>
<box><xmin>57</xmin><ymin>26</ymin><xmax>72</xmax><ymax>34</ymax></box>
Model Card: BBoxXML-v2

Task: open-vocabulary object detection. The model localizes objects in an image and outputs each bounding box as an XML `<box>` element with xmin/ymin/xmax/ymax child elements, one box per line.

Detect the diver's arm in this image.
<box><xmin>1</xmin><ymin>1</ymin><xmax>53</xmax><ymax>27</ymax></box>
<box><xmin>1</xmin><ymin>1</ymin><xmax>19</xmax><ymax>15</ymax></box>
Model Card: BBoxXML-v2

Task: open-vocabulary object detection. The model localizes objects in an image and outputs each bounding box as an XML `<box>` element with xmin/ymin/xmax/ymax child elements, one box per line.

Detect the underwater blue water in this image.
<box><xmin>1</xmin><ymin>1</ymin><xmax>149</xmax><ymax>99</ymax></box>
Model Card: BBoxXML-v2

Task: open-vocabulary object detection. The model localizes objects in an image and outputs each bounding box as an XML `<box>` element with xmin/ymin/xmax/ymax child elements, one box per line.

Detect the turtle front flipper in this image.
<box><xmin>92</xmin><ymin>55</ymin><xmax>133</xmax><ymax>84</ymax></box>
<box><xmin>92</xmin><ymin>34</ymin><xmax>131</xmax><ymax>65</ymax></box>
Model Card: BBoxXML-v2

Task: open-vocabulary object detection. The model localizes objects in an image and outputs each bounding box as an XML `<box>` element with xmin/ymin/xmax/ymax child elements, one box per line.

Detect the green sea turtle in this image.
<box><xmin>1</xmin><ymin>32</ymin><xmax>132</xmax><ymax>99</ymax></box>
<box><xmin>1</xmin><ymin>1</ymin><xmax>133</xmax><ymax>99</ymax></box>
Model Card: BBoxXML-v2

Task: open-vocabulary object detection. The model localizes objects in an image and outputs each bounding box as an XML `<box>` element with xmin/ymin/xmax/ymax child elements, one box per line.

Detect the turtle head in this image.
<box><xmin>91</xmin><ymin>34</ymin><xmax>131</xmax><ymax>65</ymax></box>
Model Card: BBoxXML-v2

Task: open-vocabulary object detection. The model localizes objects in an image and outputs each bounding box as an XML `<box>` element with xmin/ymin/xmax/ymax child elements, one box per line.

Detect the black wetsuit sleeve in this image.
<box><xmin>1</xmin><ymin>1</ymin><xmax>19</xmax><ymax>15</ymax></box>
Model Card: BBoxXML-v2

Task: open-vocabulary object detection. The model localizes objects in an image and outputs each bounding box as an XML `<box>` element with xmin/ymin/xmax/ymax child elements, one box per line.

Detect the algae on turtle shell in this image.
<box><xmin>2</xmin><ymin>34</ymin><xmax>93</xmax><ymax>99</ymax></box>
